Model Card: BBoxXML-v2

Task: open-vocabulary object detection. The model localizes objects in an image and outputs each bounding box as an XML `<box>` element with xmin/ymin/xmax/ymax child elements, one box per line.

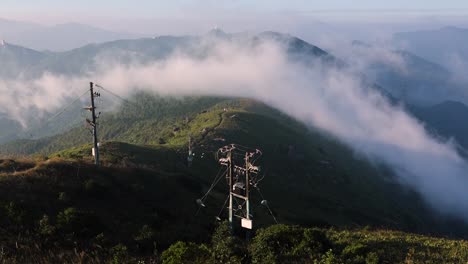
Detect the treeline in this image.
<box><xmin>160</xmin><ymin>223</ymin><xmax>468</xmax><ymax>264</ymax></box>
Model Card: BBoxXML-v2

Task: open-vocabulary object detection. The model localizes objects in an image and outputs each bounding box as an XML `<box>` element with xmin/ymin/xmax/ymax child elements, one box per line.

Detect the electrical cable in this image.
<box><xmin>95</xmin><ymin>84</ymin><xmax>138</xmax><ymax>107</ymax></box>
<box><xmin>255</xmin><ymin>186</ymin><xmax>279</xmax><ymax>224</ymax></box>
<box><xmin>216</xmin><ymin>194</ymin><xmax>230</xmax><ymax>220</ymax></box>
<box><xmin>200</xmin><ymin>168</ymin><xmax>228</xmax><ymax>202</ymax></box>
<box><xmin>28</xmin><ymin>88</ymin><xmax>89</xmax><ymax>139</ymax></box>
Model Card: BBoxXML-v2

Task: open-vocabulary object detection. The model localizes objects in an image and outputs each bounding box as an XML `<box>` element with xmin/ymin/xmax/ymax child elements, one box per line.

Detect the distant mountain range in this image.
<box><xmin>411</xmin><ymin>101</ymin><xmax>468</xmax><ymax>151</ymax></box>
<box><xmin>0</xmin><ymin>29</ymin><xmax>337</xmax><ymax>79</ymax></box>
<box><xmin>0</xmin><ymin>30</ymin><xmax>336</xmax><ymax>143</ymax></box>
<box><xmin>0</xmin><ymin>18</ymin><xmax>144</xmax><ymax>51</ymax></box>
<box><xmin>394</xmin><ymin>26</ymin><xmax>468</xmax><ymax>69</ymax></box>
<box><xmin>349</xmin><ymin>40</ymin><xmax>468</xmax><ymax>150</ymax></box>
<box><xmin>1</xmin><ymin>29</ymin><xmax>468</xmax><ymax>154</ymax></box>
<box><xmin>351</xmin><ymin>40</ymin><xmax>464</xmax><ymax>106</ymax></box>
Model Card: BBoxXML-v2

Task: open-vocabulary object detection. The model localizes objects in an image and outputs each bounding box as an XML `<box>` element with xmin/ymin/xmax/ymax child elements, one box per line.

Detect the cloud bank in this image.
<box><xmin>1</xmin><ymin>38</ymin><xmax>468</xmax><ymax>221</ymax></box>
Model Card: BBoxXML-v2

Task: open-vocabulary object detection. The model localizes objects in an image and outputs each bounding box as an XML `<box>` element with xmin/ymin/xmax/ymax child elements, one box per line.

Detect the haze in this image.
<box><xmin>2</xmin><ymin>0</ymin><xmax>468</xmax><ymax>50</ymax></box>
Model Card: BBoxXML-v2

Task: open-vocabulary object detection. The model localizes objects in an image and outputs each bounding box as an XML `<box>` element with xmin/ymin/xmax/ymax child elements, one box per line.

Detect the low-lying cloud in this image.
<box><xmin>2</xmin><ymin>38</ymin><xmax>468</xmax><ymax>221</ymax></box>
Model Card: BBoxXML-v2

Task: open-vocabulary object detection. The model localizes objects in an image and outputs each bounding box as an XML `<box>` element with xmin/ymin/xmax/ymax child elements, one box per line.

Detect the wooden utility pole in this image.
<box><xmin>89</xmin><ymin>82</ymin><xmax>100</xmax><ymax>166</ymax></box>
<box><xmin>228</xmin><ymin>150</ymin><xmax>234</xmax><ymax>232</ymax></box>
<box><xmin>245</xmin><ymin>152</ymin><xmax>250</xmax><ymax>220</ymax></box>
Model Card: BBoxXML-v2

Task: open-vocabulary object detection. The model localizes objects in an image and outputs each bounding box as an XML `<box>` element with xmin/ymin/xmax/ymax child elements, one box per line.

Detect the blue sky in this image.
<box><xmin>2</xmin><ymin>0</ymin><xmax>468</xmax><ymax>36</ymax></box>
<box><xmin>3</xmin><ymin>0</ymin><xmax>468</xmax><ymax>18</ymax></box>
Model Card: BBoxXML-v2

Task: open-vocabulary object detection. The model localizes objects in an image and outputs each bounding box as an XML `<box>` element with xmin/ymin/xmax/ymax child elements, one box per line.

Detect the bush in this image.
<box><xmin>83</xmin><ymin>179</ymin><xmax>106</xmax><ymax>198</ymax></box>
<box><xmin>38</xmin><ymin>214</ymin><xmax>55</xmax><ymax>236</ymax></box>
<box><xmin>56</xmin><ymin>207</ymin><xmax>100</xmax><ymax>236</ymax></box>
<box><xmin>110</xmin><ymin>243</ymin><xmax>129</xmax><ymax>264</ymax></box>
<box><xmin>4</xmin><ymin>201</ymin><xmax>25</xmax><ymax>224</ymax></box>
<box><xmin>57</xmin><ymin>207</ymin><xmax>80</xmax><ymax>229</ymax></box>
<box><xmin>135</xmin><ymin>224</ymin><xmax>155</xmax><ymax>242</ymax></box>
<box><xmin>134</xmin><ymin>224</ymin><xmax>156</xmax><ymax>253</ymax></box>
<box><xmin>250</xmin><ymin>225</ymin><xmax>303</xmax><ymax>263</ymax></box>
<box><xmin>161</xmin><ymin>241</ymin><xmax>210</xmax><ymax>264</ymax></box>
<box><xmin>250</xmin><ymin>225</ymin><xmax>331</xmax><ymax>264</ymax></box>
<box><xmin>211</xmin><ymin>222</ymin><xmax>247</xmax><ymax>263</ymax></box>
<box><xmin>58</xmin><ymin>192</ymin><xmax>69</xmax><ymax>203</ymax></box>
<box><xmin>341</xmin><ymin>242</ymin><xmax>369</xmax><ymax>263</ymax></box>
<box><xmin>315</xmin><ymin>249</ymin><xmax>341</xmax><ymax>264</ymax></box>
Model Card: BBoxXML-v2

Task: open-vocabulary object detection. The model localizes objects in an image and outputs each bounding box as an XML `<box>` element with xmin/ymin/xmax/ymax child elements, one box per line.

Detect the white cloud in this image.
<box><xmin>1</xmin><ymin>38</ymin><xmax>468</xmax><ymax>221</ymax></box>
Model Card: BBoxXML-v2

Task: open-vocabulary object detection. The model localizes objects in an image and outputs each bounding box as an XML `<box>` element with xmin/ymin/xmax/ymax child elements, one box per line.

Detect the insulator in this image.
<box><xmin>196</xmin><ymin>199</ymin><xmax>206</xmax><ymax>207</ymax></box>
<box><xmin>249</xmin><ymin>165</ymin><xmax>260</xmax><ymax>173</ymax></box>
<box><xmin>219</xmin><ymin>158</ymin><xmax>229</xmax><ymax>166</ymax></box>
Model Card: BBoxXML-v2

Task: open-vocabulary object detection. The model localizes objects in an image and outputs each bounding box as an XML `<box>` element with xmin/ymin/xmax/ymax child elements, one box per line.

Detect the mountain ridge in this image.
<box><xmin>0</xmin><ymin>17</ymin><xmax>145</xmax><ymax>51</ymax></box>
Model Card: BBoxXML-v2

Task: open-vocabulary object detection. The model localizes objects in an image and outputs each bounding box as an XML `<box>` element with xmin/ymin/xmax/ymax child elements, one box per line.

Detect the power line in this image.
<box><xmin>87</xmin><ymin>82</ymin><xmax>100</xmax><ymax>166</ymax></box>
<box><xmin>46</xmin><ymin>89</ymin><xmax>89</xmax><ymax>123</ymax></box>
<box><xmin>217</xmin><ymin>194</ymin><xmax>230</xmax><ymax>221</ymax></box>
<box><xmin>28</xmin><ymin>88</ymin><xmax>89</xmax><ymax>139</ymax></box>
<box><xmin>94</xmin><ymin>83</ymin><xmax>137</xmax><ymax>107</ymax></box>
<box><xmin>255</xmin><ymin>186</ymin><xmax>279</xmax><ymax>224</ymax></box>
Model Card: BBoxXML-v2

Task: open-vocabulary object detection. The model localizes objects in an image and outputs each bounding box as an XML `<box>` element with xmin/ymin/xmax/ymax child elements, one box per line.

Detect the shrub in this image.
<box><xmin>83</xmin><ymin>179</ymin><xmax>106</xmax><ymax>198</ymax></box>
<box><xmin>161</xmin><ymin>241</ymin><xmax>210</xmax><ymax>264</ymax></box>
<box><xmin>135</xmin><ymin>225</ymin><xmax>155</xmax><ymax>242</ymax></box>
<box><xmin>110</xmin><ymin>243</ymin><xmax>129</xmax><ymax>264</ymax></box>
<box><xmin>38</xmin><ymin>214</ymin><xmax>56</xmax><ymax>236</ymax></box>
<box><xmin>315</xmin><ymin>249</ymin><xmax>341</xmax><ymax>264</ymax></box>
<box><xmin>134</xmin><ymin>224</ymin><xmax>156</xmax><ymax>253</ymax></box>
<box><xmin>56</xmin><ymin>207</ymin><xmax>100</xmax><ymax>236</ymax></box>
<box><xmin>57</xmin><ymin>207</ymin><xmax>80</xmax><ymax>230</ymax></box>
<box><xmin>58</xmin><ymin>192</ymin><xmax>69</xmax><ymax>203</ymax></box>
<box><xmin>250</xmin><ymin>225</ymin><xmax>333</xmax><ymax>263</ymax></box>
<box><xmin>4</xmin><ymin>201</ymin><xmax>25</xmax><ymax>224</ymax></box>
<box><xmin>250</xmin><ymin>225</ymin><xmax>305</xmax><ymax>264</ymax></box>
<box><xmin>211</xmin><ymin>222</ymin><xmax>246</xmax><ymax>263</ymax></box>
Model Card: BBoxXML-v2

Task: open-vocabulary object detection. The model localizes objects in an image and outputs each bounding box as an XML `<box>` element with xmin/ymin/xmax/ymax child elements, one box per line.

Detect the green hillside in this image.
<box><xmin>160</xmin><ymin>224</ymin><xmax>468</xmax><ymax>264</ymax></box>
<box><xmin>0</xmin><ymin>94</ymin><xmax>467</xmax><ymax>262</ymax></box>
<box><xmin>0</xmin><ymin>156</ymin><xmax>467</xmax><ymax>263</ymax></box>
<box><xmin>1</xmin><ymin>94</ymin><xmax>466</xmax><ymax>234</ymax></box>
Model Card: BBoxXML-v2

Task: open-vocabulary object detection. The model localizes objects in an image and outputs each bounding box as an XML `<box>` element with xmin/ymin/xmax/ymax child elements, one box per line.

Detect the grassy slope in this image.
<box><xmin>0</xmin><ymin>95</ymin><xmax>467</xmax><ymax>261</ymax></box>
<box><xmin>0</xmin><ymin>158</ymin><xmax>467</xmax><ymax>263</ymax></box>
<box><xmin>0</xmin><ymin>158</ymin><xmax>221</xmax><ymax>262</ymax></box>
<box><xmin>161</xmin><ymin>224</ymin><xmax>468</xmax><ymax>264</ymax></box>
<box><xmin>2</xmin><ymin>94</ymin><xmax>467</xmax><ymax>233</ymax></box>
<box><xmin>1</xmin><ymin>95</ymin><xmax>464</xmax><ymax>235</ymax></box>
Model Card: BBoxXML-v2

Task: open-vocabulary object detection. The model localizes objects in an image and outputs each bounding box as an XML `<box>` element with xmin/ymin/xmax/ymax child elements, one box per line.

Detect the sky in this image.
<box><xmin>2</xmin><ymin>0</ymin><xmax>468</xmax><ymax>39</ymax></box>
<box><xmin>2</xmin><ymin>0</ymin><xmax>468</xmax><ymax>20</ymax></box>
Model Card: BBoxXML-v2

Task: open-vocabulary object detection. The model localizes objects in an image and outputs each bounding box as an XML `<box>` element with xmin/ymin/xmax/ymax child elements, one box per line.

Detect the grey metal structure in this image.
<box><xmin>217</xmin><ymin>144</ymin><xmax>262</xmax><ymax>231</ymax></box>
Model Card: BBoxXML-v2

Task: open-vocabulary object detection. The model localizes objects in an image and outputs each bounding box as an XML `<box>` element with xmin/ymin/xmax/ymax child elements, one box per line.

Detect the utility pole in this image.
<box><xmin>88</xmin><ymin>82</ymin><xmax>100</xmax><ymax>166</ymax></box>
<box><xmin>245</xmin><ymin>152</ymin><xmax>250</xmax><ymax>222</ymax></box>
<box><xmin>187</xmin><ymin>135</ymin><xmax>194</xmax><ymax>167</ymax></box>
<box><xmin>245</xmin><ymin>152</ymin><xmax>251</xmax><ymax>240</ymax></box>
<box><xmin>217</xmin><ymin>144</ymin><xmax>262</xmax><ymax>234</ymax></box>
<box><xmin>197</xmin><ymin>145</ymin><xmax>276</xmax><ymax>237</ymax></box>
<box><xmin>228</xmin><ymin>150</ymin><xmax>234</xmax><ymax>232</ymax></box>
